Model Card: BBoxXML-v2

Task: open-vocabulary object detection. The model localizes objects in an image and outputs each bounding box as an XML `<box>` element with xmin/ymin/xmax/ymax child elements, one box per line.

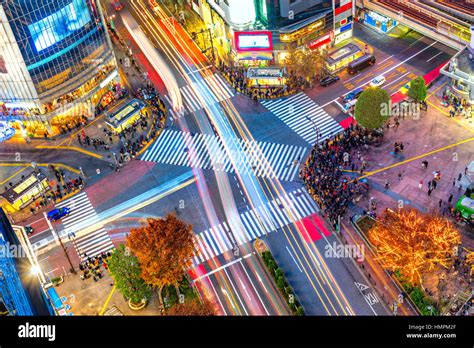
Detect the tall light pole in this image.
<box><xmin>44</xmin><ymin>212</ymin><xmax>76</xmax><ymax>274</ymax></box>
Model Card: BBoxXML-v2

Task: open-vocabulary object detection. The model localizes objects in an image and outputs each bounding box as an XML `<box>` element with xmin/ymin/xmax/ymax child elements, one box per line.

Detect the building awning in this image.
<box><xmin>47</xmin><ymin>287</ymin><xmax>63</xmax><ymax>310</ymax></box>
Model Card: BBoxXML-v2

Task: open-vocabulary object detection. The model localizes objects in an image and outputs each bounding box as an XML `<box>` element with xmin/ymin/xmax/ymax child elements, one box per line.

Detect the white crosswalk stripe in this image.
<box><xmin>141</xmin><ymin>130</ymin><xmax>308</xmax><ymax>182</ymax></box>
<box><xmin>192</xmin><ymin>188</ymin><xmax>323</xmax><ymax>265</ymax></box>
<box><xmin>56</xmin><ymin>192</ymin><xmax>114</xmax><ymax>261</ymax></box>
<box><xmin>261</xmin><ymin>92</ymin><xmax>343</xmax><ymax>145</ymax></box>
<box><xmin>165</xmin><ymin>74</ymin><xmax>234</xmax><ymax>118</ymax></box>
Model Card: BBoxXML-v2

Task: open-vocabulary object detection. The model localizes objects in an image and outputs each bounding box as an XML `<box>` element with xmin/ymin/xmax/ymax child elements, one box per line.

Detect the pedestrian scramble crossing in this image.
<box><xmin>165</xmin><ymin>74</ymin><xmax>234</xmax><ymax>118</ymax></box>
<box><xmin>56</xmin><ymin>192</ymin><xmax>114</xmax><ymax>261</ymax></box>
<box><xmin>192</xmin><ymin>188</ymin><xmax>322</xmax><ymax>265</ymax></box>
<box><xmin>141</xmin><ymin>129</ymin><xmax>309</xmax><ymax>181</ymax></box>
<box><xmin>261</xmin><ymin>92</ymin><xmax>343</xmax><ymax>145</ymax></box>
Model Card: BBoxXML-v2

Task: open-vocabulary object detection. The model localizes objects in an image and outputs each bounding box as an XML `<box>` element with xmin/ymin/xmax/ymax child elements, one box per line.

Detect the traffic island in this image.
<box><xmin>254</xmin><ymin>238</ymin><xmax>305</xmax><ymax>316</ymax></box>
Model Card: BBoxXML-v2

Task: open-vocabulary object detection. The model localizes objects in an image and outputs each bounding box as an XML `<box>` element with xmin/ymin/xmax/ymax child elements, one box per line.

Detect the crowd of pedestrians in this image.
<box><xmin>79</xmin><ymin>251</ymin><xmax>112</xmax><ymax>282</ymax></box>
<box><xmin>443</xmin><ymin>90</ymin><xmax>472</xmax><ymax>119</ymax></box>
<box><xmin>300</xmin><ymin>124</ymin><xmax>383</xmax><ymax>229</ymax></box>
<box><xmin>218</xmin><ymin>63</ymin><xmax>306</xmax><ymax>101</ymax></box>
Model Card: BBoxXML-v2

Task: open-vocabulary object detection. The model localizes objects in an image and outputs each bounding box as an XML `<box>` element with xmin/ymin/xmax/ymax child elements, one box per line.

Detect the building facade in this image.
<box><xmin>0</xmin><ymin>0</ymin><xmax>118</xmax><ymax>133</ymax></box>
<box><xmin>192</xmin><ymin>0</ymin><xmax>354</xmax><ymax>65</ymax></box>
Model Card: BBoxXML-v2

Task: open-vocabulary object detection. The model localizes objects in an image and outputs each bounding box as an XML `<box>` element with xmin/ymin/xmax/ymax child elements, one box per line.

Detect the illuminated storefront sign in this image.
<box><xmin>308</xmin><ymin>33</ymin><xmax>331</xmax><ymax>50</ymax></box>
<box><xmin>279</xmin><ymin>19</ymin><xmax>324</xmax><ymax>43</ymax></box>
<box><xmin>364</xmin><ymin>11</ymin><xmax>397</xmax><ymax>33</ymax></box>
<box><xmin>234</xmin><ymin>31</ymin><xmax>273</xmax><ymax>52</ymax></box>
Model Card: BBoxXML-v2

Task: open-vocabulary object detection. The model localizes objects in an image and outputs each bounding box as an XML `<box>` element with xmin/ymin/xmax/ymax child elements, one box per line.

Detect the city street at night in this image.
<box><xmin>0</xmin><ymin>0</ymin><xmax>473</xmax><ymax>346</ymax></box>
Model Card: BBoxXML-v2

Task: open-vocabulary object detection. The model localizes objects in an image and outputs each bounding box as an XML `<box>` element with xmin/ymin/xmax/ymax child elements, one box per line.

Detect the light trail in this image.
<box><xmin>127</xmin><ymin>0</ymin><xmax>360</xmax><ymax>316</ymax></box>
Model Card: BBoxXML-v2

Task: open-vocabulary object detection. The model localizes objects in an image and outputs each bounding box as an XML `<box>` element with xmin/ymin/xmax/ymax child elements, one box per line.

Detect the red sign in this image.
<box><xmin>234</xmin><ymin>31</ymin><xmax>273</xmax><ymax>52</ymax></box>
<box><xmin>308</xmin><ymin>33</ymin><xmax>331</xmax><ymax>50</ymax></box>
<box><xmin>335</xmin><ymin>2</ymin><xmax>352</xmax><ymax>15</ymax></box>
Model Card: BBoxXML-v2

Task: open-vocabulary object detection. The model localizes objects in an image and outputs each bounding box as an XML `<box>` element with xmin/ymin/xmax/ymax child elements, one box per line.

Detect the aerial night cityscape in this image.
<box><xmin>0</xmin><ymin>0</ymin><xmax>473</xmax><ymax>345</ymax></box>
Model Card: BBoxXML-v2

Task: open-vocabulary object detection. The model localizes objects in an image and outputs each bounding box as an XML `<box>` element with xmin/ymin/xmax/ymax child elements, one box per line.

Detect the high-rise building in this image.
<box><xmin>0</xmin><ymin>0</ymin><xmax>119</xmax><ymax>134</ymax></box>
<box><xmin>192</xmin><ymin>0</ymin><xmax>354</xmax><ymax>65</ymax></box>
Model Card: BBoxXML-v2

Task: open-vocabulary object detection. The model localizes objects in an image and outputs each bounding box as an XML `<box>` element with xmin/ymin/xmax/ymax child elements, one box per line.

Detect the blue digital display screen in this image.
<box><xmin>28</xmin><ymin>0</ymin><xmax>91</xmax><ymax>52</ymax></box>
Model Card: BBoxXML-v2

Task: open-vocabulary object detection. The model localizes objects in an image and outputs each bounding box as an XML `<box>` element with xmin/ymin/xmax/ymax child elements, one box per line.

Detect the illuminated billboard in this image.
<box><xmin>234</xmin><ymin>31</ymin><xmax>273</xmax><ymax>52</ymax></box>
<box><xmin>28</xmin><ymin>0</ymin><xmax>91</xmax><ymax>52</ymax></box>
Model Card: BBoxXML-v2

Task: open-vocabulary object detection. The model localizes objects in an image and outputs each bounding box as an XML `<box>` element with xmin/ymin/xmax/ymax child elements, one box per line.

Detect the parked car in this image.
<box><xmin>369</xmin><ymin>75</ymin><xmax>386</xmax><ymax>88</ymax></box>
<box><xmin>319</xmin><ymin>75</ymin><xmax>340</xmax><ymax>87</ymax></box>
<box><xmin>343</xmin><ymin>87</ymin><xmax>364</xmax><ymax>102</ymax></box>
<box><xmin>47</xmin><ymin>207</ymin><xmax>70</xmax><ymax>222</ymax></box>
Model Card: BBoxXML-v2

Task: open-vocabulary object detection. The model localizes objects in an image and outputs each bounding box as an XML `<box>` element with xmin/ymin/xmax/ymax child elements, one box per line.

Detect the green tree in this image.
<box><xmin>276</xmin><ymin>276</ymin><xmax>285</xmax><ymax>290</ymax></box>
<box><xmin>408</xmin><ymin>76</ymin><xmax>427</xmax><ymax>102</ymax></box>
<box><xmin>275</xmin><ymin>268</ymin><xmax>284</xmax><ymax>278</ymax></box>
<box><xmin>296</xmin><ymin>306</ymin><xmax>305</xmax><ymax>316</ymax></box>
<box><xmin>285</xmin><ymin>48</ymin><xmax>325</xmax><ymax>82</ymax></box>
<box><xmin>354</xmin><ymin>87</ymin><xmax>390</xmax><ymax>130</ymax></box>
<box><xmin>107</xmin><ymin>245</ymin><xmax>151</xmax><ymax>305</ymax></box>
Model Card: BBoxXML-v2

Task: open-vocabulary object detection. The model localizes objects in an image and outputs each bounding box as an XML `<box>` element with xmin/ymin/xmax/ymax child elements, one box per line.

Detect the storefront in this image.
<box><xmin>364</xmin><ymin>10</ymin><xmax>397</xmax><ymax>33</ymax></box>
<box><xmin>246</xmin><ymin>67</ymin><xmax>287</xmax><ymax>88</ymax></box>
<box><xmin>325</xmin><ymin>43</ymin><xmax>362</xmax><ymax>72</ymax></box>
<box><xmin>233</xmin><ymin>31</ymin><xmax>273</xmax><ymax>66</ymax></box>
<box><xmin>106</xmin><ymin>98</ymin><xmax>145</xmax><ymax>133</ymax></box>
<box><xmin>2</xmin><ymin>172</ymin><xmax>50</xmax><ymax>211</ymax></box>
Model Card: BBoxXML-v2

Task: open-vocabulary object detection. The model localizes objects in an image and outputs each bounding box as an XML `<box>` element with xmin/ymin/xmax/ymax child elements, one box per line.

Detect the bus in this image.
<box><xmin>347</xmin><ymin>54</ymin><xmax>376</xmax><ymax>75</ymax></box>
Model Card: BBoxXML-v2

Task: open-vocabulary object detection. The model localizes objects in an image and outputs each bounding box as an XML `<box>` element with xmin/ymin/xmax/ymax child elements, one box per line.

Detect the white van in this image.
<box><xmin>342</xmin><ymin>99</ymin><xmax>357</xmax><ymax>114</ymax></box>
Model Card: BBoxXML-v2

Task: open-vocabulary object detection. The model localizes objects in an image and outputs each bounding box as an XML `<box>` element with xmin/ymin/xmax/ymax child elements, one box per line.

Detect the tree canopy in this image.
<box><xmin>107</xmin><ymin>244</ymin><xmax>151</xmax><ymax>304</ymax></box>
<box><xmin>127</xmin><ymin>214</ymin><xmax>196</xmax><ymax>305</ymax></box>
<box><xmin>166</xmin><ymin>297</ymin><xmax>217</xmax><ymax>316</ymax></box>
<box><xmin>368</xmin><ymin>209</ymin><xmax>461</xmax><ymax>284</ymax></box>
<box><xmin>285</xmin><ymin>47</ymin><xmax>324</xmax><ymax>81</ymax></box>
<box><xmin>408</xmin><ymin>76</ymin><xmax>427</xmax><ymax>102</ymax></box>
<box><xmin>354</xmin><ymin>87</ymin><xmax>390</xmax><ymax>130</ymax></box>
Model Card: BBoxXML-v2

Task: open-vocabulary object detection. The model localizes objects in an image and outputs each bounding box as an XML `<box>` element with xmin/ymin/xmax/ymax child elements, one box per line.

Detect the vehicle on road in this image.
<box><xmin>370</xmin><ymin>75</ymin><xmax>386</xmax><ymax>88</ymax></box>
<box><xmin>0</xmin><ymin>121</ymin><xmax>15</xmax><ymax>142</ymax></box>
<box><xmin>111</xmin><ymin>0</ymin><xmax>123</xmax><ymax>11</ymax></box>
<box><xmin>47</xmin><ymin>207</ymin><xmax>70</xmax><ymax>222</ymax></box>
<box><xmin>342</xmin><ymin>99</ymin><xmax>358</xmax><ymax>114</ymax></box>
<box><xmin>319</xmin><ymin>75</ymin><xmax>340</xmax><ymax>87</ymax></box>
<box><xmin>347</xmin><ymin>54</ymin><xmax>376</xmax><ymax>75</ymax></box>
<box><xmin>343</xmin><ymin>87</ymin><xmax>364</xmax><ymax>102</ymax></box>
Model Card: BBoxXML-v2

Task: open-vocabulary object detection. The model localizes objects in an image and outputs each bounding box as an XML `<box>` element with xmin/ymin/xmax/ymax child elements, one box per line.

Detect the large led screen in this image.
<box><xmin>28</xmin><ymin>0</ymin><xmax>92</xmax><ymax>52</ymax></box>
<box><xmin>234</xmin><ymin>31</ymin><xmax>273</xmax><ymax>52</ymax></box>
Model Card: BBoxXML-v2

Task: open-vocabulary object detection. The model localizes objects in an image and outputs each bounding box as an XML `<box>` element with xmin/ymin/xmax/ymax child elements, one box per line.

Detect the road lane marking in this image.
<box><xmin>377</xmin><ymin>55</ymin><xmax>394</xmax><ymax>65</ymax></box>
<box><xmin>99</xmin><ymin>284</ymin><xmax>116</xmax><ymax>316</ymax></box>
<box><xmin>383</xmin><ymin>71</ymin><xmax>411</xmax><ymax>89</ymax></box>
<box><xmin>426</xmin><ymin>51</ymin><xmax>443</xmax><ymax>62</ymax></box>
<box><xmin>286</xmin><ymin>245</ymin><xmax>303</xmax><ymax>273</ymax></box>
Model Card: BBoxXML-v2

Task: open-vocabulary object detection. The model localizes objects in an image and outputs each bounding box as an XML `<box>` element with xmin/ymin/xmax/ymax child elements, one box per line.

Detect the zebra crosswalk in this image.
<box><xmin>261</xmin><ymin>92</ymin><xmax>343</xmax><ymax>145</ymax></box>
<box><xmin>56</xmin><ymin>192</ymin><xmax>114</xmax><ymax>261</ymax></box>
<box><xmin>192</xmin><ymin>188</ymin><xmax>322</xmax><ymax>265</ymax></box>
<box><xmin>141</xmin><ymin>130</ymin><xmax>308</xmax><ymax>181</ymax></box>
<box><xmin>166</xmin><ymin>74</ymin><xmax>234</xmax><ymax>118</ymax></box>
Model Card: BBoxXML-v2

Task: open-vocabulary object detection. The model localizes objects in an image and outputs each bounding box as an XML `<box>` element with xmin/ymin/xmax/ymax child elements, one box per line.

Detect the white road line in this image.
<box><xmin>286</xmin><ymin>245</ymin><xmax>303</xmax><ymax>273</ymax></box>
<box><xmin>426</xmin><ymin>51</ymin><xmax>443</xmax><ymax>62</ymax></box>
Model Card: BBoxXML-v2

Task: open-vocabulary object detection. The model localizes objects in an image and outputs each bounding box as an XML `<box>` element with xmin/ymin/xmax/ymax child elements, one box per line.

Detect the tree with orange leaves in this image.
<box><xmin>166</xmin><ymin>297</ymin><xmax>217</xmax><ymax>316</ymax></box>
<box><xmin>368</xmin><ymin>208</ymin><xmax>461</xmax><ymax>285</ymax></box>
<box><xmin>126</xmin><ymin>214</ymin><xmax>196</xmax><ymax>307</ymax></box>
